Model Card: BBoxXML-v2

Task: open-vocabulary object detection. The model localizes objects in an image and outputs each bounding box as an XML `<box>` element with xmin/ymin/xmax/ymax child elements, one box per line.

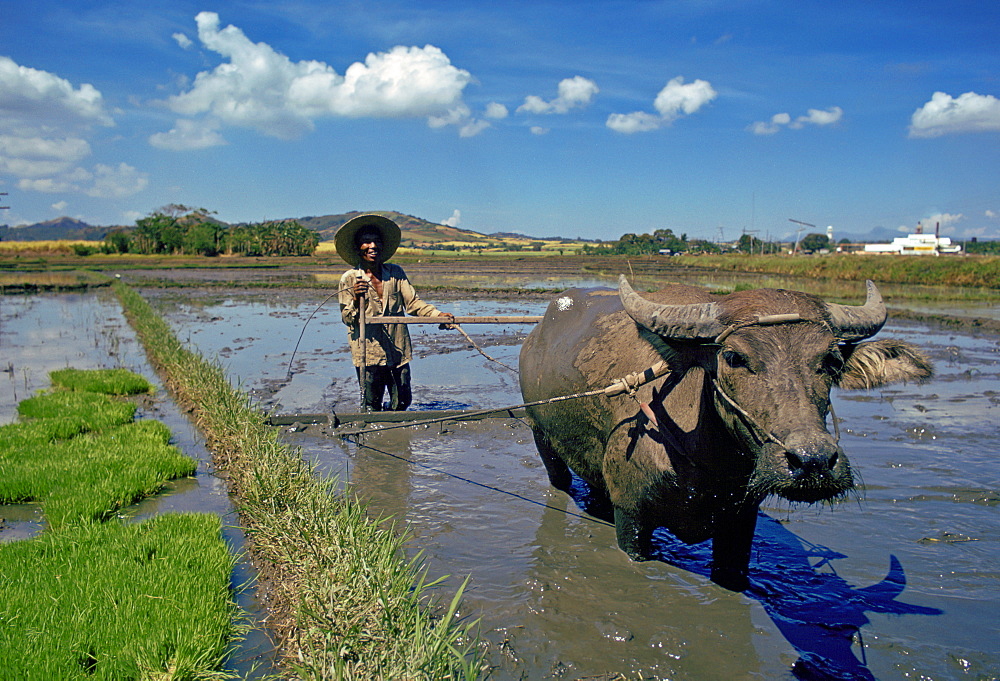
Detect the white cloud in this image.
<box><xmin>442</xmin><ymin>209</ymin><xmax>461</xmax><ymax>227</ymax></box>
<box><xmin>0</xmin><ymin>56</ymin><xmax>144</xmax><ymax>202</ymax></box>
<box><xmin>517</xmin><ymin>76</ymin><xmax>599</xmax><ymax>114</ymax></box>
<box><xmin>606</xmin><ymin>111</ymin><xmax>662</xmax><ymax>134</ymax></box>
<box><xmin>607</xmin><ymin>76</ymin><xmax>716</xmax><ymax>134</ymax></box>
<box><xmin>0</xmin><ymin>135</ymin><xmax>92</xmax><ymax>177</ymax></box>
<box><xmin>86</xmin><ymin>162</ymin><xmax>149</xmax><ymax>198</ymax></box>
<box><xmin>0</xmin><ymin>56</ymin><xmax>113</xmax><ymax>134</ymax></box>
<box><xmin>530</xmin><ymin>125</ymin><xmax>550</xmax><ymax>135</ymax></box>
<box><xmin>653</xmin><ymin>77</ymin><xmax>717</xmax><ymax>120</ymax></box>
<box><xmin>173</xmin><ymin>32</ymin><xmax>193</xmax><ymax>49</ymax></box>
<box><xmin>484</xmin><ymin>102</ymin><xmax>508</xmax><ymax>119</ymax></box>
<box><xmin>51</xmin><ymin>200</ymin><xmax>68</xmax><ymax>213</ymax></box>
<box><xmin>160</xmin><ymin>12</ymin><xmax>473</xmax><ymax>141</ymax></box>
<box><xmin>149</xmin><ymin>118</ymin><xmax>227</xmax><ymax>151</ymax></box>
<box><xmin>459</xmin><ymin>119</ymin><xmax>491</xmax><ymax>137</ymax></box>
<box><xmin>793</xmin><ymin>107</ymin><xmax>843</xmax><ymax>128</ymax></box>
<box><xmin>17</xmin><ymin>162</ymin><xmax>148</xmax><ymax>199</ymax></box>
<box><xmin>749</xmin><ymin>112</ymin><xmax>792</xmax><ymax>135</ymax></box>
<box><xmin>909</xmin><ymin>91</ymin><xmax>1000</xmax><ymax>138</ymax></box>
<box><xmin>749</xmin><ymin>106</ymin><xmax>842</xmax><ymax>135</ymax></box>
<box><xmin>986</xmin><ymin>209</ymin><xmax>998</xmax><ymax>219</ymax></box>
<box><xmin>921</xmin><ymin>212</ymin><xmax>963</xmax><ymax>234</ymax></box>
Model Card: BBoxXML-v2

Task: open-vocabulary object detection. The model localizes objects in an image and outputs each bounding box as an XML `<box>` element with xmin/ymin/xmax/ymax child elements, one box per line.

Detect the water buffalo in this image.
<box><xmin>519</xmin><ymin>276</ymin><xmax>932</xmax><ymax>591</ymax></box>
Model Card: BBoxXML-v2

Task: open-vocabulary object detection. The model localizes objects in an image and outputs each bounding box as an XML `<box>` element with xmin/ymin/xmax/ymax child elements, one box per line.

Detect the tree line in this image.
<box><xmin>103</xmin><ymin>205</ymin><xmax>319</xmax><ymax>257</ymax></box>
<box><xmin>582</xmin><ymin>228</ymin><xmax>845</xmax><ymax>256</ymax></box>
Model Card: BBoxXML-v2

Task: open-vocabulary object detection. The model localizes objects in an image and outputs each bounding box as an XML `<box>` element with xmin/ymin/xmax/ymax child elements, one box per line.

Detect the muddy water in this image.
<box><xmin>132</xmin><ymin>281</ymin><xmax>999</xmax><ymax>681</ymax></box>
<box><xmin>4</xmin><ymin>283</ymin><xmax>999</xmax><ymax>680</ymax></box>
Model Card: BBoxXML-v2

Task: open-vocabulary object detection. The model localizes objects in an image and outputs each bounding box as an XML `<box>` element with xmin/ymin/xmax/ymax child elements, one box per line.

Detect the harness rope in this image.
<box><xmin>337</xmin><ymin>360</ymin><xmax>671</xmax><ymax>437</ymax></box>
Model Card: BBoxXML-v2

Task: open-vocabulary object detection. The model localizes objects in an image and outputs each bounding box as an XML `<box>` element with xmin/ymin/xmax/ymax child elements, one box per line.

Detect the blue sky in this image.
<box><xmin>1</xmin><ymin>0</ymin><xmax>998</xmax><ymax>241</ymax></box>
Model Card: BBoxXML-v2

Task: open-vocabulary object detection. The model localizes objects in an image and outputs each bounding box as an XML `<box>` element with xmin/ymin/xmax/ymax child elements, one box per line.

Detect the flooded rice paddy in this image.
<box><xmin>2</xmin><ymin>274</ymin><xmax>998</xmax><ymax>680</ymax></box>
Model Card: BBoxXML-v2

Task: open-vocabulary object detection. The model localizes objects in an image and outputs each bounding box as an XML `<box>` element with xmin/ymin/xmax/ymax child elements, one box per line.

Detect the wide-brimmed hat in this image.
<box><xmin>334</xmin><ymin>213</ymin><xmax>401</xmax><ymax>266</ymax></box>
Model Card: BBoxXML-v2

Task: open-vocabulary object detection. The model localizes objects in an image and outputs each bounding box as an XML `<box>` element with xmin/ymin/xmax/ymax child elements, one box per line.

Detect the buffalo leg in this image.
<box><xmin>531</xmin><ymin>427</ymin><xmax>572</xmax><ymax>492</ymax></box>
<box><xmin>614</xmin><ymin>506</ymin><xmax>653</xmax><ymax>561</ymax></box>
<box><xmin>710</xmin><ymin>505</ymin><xmax>758</xmax><ymax>591</ymax></box>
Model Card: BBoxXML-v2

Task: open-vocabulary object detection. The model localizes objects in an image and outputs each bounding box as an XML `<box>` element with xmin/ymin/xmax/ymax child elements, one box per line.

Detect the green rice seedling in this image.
<box><xmin>16</xmin><ymin>390</ymin><xmax>137</xmax><ymax>431</ymax></box>
<box><xmin>0</xmin><ymin>513</ymin><xmax>238</xmax><ymax>680</ymax></box>
<box><xmin>49</xmin><ymin>367</ymin><xmax>153</xmax><ymax>395</ymax></box>
<box><xmin>0</xmin><ymin>419</ymin><xmax>196</xmax><ymax>528</ymax></box>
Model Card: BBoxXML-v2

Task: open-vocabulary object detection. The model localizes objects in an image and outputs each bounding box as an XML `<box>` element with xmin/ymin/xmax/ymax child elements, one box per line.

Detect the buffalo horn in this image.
<box><xmin>619</xmin><ymin>275</ymin><xmax>726</xmax><ymax>340</ymax></box>
<box><xmin>824</xmin><ymin>280</ymin><xmax>887</xmax><ymax>341</ymax></box>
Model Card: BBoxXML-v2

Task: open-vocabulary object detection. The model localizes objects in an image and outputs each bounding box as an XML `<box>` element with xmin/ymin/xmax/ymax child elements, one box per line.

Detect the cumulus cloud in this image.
<box><xmin>921</xmin><ymin>212</ymin><xmax>963</xmax><ymax>233</ymax></box>
<box><xmin>909</xmin><ymin>91</ymin><xmax>1000</xmax><ymax>138</ymax></box>
<box><xmin>517</xmin><ymin>76</ymin><xmax>599</xmax><ymax>115</ymax></box>
<box><xmin>0</xmin><ymin>56</ymin><xmax>113</xmax><ymax>133</ymax></box>
<box><xmin>749</xmin><ymin>106</ymin><xmax>843</xmax><ymax>135</ymax></box>
<box><xmin>158</xmin><ymin>11</ymin><xmax>474</xmax><ymax>142</ymax></box>
<box><xmin>17</xmin><ymin>162</ymin><xmax>148</xmax><ymax>198</ymax></box>
<box><xmin>442</xmin><ymin>209</ymin><xmax>461</xmax><ymax>227</ymax></box>
<box><xmin>484</xmin><ymin>102</ymin><xmax>509</xmax><ymax>119</ymax></box>
<box><xmin>530</xmin><ymin>126</ymin><xmax>549</xmax><ymax>135</ymax></box>
<box><xmin>173</xmin><ymin>32</ymin><xmax>193</xmax><ymax>49</ymax></box>
<box><xmin>607</xmin><ymin>76</ymin><xmax>716</xmax><ymax>134</ymax></box>
<box><xmin>459</xmin><ymin>119</ymin><xmax>491</xmax><ymax>137</ymax></box>
<box><xmin>149</xmin><ymin>118</ymin><xmax>227</xmax><ymax>151</ymax></box>
<box><xmin>0</xmin><ymin>56</ymin><xmax>148</xmax><ymax>201</ymax></box>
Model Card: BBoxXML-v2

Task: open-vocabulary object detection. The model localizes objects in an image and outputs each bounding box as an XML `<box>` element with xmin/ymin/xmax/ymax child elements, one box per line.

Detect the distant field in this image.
<box><xmin>2</xmin><ymin>240</ymin><xmax>997</xmax><ymax>291</ymax></box>
<box><xmin>0</xmin><ymin>239</ymin><xmax>103</xmax><ymax>254</ymax></box>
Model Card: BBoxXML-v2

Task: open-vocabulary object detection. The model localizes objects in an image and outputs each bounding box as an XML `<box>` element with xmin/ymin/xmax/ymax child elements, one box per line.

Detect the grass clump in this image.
<box><xmin>50</xmin><ymin>367</ymin><xmax>154</xmax><ymax>395</ymax></box>
<box><xmin>113</xmin><ymin>279</ymin><xmax>483</xmax><ymax>679</ymax></box>
<box><xmin>0</xmin><ymin>513</ymin><xmax>235</xmax><ymax>681</ymax></box>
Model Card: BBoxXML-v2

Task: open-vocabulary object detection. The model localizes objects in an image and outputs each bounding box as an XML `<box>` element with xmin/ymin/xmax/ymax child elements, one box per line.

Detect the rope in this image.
<box><xmin>337</xmin><ymin>360</ymin><xmax>671</xmax><ymax>437</ymax></box>
<box><xmin>452</xmin><ymin>324</ymin><xmax>519</xmax><ymax>373</ymax></box>
<box><xmin>285</xmin><ymin>289</ymin><xmax>345</xmax><ymax>379</ymax></box>
<box><xmin>348</xmin><ymin>440</ymin><xmax>615</xmax><ymax>529</ymax></box>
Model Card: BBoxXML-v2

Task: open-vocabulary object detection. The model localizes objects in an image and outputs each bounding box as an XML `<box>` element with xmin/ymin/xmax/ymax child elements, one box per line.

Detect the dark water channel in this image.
<box><xmin>3</xmin><ymin>277</ymin><xmax>999</xmax><ymax>680</ymax></box>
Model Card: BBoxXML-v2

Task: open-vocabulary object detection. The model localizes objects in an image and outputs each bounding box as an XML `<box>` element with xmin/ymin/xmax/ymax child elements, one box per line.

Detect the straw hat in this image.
<box><xmin>334</xmin><ymin>213</ymin><xmax>401</xmax><ymax>266</ymax></box>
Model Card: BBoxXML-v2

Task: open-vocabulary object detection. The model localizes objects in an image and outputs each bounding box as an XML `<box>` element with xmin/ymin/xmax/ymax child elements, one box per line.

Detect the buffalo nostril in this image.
<box><xmin>785</xmin><ymin>450</ymin><xmax>804</xmax><ymax>471</ymax></box>
<box><xmin>785</xmin><ymin>449</ymin><xmax>838</xmax><ymax>474</ymax></box>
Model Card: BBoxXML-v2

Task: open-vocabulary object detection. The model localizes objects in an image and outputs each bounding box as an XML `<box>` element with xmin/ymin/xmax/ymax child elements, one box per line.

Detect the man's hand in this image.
<box><xmin>438</xmin><ymin>313</ymin><xmax>456</xmax><ymax>330</ymax></box>
<box><xmin>353</xmin><ymin>278</ymin><xmax>368</xmax><ymax>299</ymax></box>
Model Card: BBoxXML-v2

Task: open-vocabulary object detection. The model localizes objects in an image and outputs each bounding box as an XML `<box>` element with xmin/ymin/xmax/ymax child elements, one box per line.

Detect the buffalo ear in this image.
<box><xmin>837</xmin><ymin>338</ymin><xmax>934</xmax><ymax>390</ymax></box>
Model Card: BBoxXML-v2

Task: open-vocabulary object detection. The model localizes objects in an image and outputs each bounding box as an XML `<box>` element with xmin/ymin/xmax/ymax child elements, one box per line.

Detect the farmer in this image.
<box><xmin>336</xmin><ymin>214</ymin><xmax>454</xmax><ymax>412</ymax></box>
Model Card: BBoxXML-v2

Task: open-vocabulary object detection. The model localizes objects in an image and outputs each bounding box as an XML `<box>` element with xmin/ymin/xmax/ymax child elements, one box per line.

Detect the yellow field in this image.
<box><xmin>0</xmin><ymin>240</ymin><xmax>104</xmax><ymax>254</ymax></box>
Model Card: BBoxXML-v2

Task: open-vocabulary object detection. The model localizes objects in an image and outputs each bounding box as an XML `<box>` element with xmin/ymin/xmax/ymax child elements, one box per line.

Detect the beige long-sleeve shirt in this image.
<box><xmin>338</xmin><ymin>263</ymin><xmax>444</xmax><ymax>368</ymax></box>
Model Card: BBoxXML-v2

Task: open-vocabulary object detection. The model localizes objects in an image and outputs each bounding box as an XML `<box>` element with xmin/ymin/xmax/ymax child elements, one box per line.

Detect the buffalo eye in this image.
<box><xmin>819</xmin><ymin>351</ymin><xmax>845</xmax><ymax>376</ymax></box>
<box><xmin>722</xmin><ymin>349</ymin><xmax>751</xmax><ymax>371</ymax></box>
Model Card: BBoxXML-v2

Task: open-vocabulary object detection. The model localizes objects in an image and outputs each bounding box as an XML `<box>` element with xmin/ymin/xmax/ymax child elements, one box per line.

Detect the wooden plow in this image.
<box><xmin>270</xmin><ymin>314</ymin><xmax>541</xmax><ymax>431</ymax></box>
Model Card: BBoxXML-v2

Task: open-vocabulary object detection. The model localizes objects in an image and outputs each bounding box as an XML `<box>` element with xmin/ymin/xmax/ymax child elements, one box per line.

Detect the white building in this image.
<box><xmin>863</xmin><ymin>232</ymin><xmax>961</xmax><ymax>255</ymax></box>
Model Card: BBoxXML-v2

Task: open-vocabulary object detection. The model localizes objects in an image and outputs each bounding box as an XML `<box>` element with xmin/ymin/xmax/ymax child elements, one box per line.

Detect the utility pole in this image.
<box><xmin>788</xmin><ymin>218</ymin><xmax>815</xmax><ymax>255</ymax></box>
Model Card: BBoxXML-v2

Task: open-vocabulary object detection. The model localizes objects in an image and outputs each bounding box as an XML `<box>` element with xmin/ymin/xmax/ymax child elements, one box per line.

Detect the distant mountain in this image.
<box><xmin>0</xmin><ymin>211</ymin><xmax>496</xmax><ymax>246</ymax></box>
<box><xmin>0</xmin><ymin>217</ymin><xmax>117</xmax><ymax>242</ymax></box>
<box><xmin>293</xmin><ymin>210</ymin><xmax>498</xmax><ymax>245</ymax></box>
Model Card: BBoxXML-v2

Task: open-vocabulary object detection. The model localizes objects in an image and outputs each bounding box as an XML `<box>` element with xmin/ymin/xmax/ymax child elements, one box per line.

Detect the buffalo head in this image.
<box><xmin>619</xmin><ymin>275</ymin><xmax>932</xmax><ymax>505</ymax></box>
